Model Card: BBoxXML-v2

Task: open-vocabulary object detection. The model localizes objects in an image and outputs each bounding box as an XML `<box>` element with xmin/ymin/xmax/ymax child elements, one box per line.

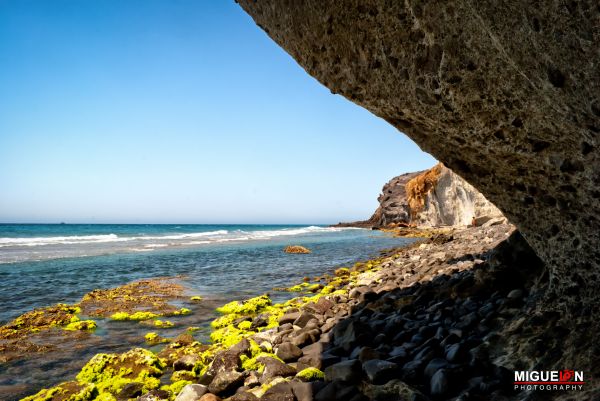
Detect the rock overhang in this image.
<box><xmin>236</xmin><ymin>0</ymin><xmax>600</xmax><ymax>312</ymax></box>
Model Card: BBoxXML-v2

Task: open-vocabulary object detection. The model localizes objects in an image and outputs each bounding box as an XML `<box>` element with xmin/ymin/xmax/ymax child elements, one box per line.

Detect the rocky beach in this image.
<box><xmin>6</xmin><ymin>162</ymin><xmax>596</xmax><ymax>401</ymax></box>
<box><xmin>15</xmin><ymin>220</ymin><xmax>567</xmax><ymax>401</ymax></box>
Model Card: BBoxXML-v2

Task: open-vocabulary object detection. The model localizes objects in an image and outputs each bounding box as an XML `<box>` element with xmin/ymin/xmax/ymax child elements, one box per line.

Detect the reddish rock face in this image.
<box><xmin>237</xmin><ymin>1</ymin><xmax>600</xmax><ymax>313</ymax></box>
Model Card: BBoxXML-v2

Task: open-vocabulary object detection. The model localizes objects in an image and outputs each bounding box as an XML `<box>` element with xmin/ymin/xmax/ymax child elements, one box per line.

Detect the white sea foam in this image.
<box><xmin>0</xmin><ymin>226</ymin><xmax>363</xmax><ymax>263</ymax></box>
<box><xmin>0</xmin><ymin>234</ymin><xmax>123</xmax><ymax>247</ymax></box>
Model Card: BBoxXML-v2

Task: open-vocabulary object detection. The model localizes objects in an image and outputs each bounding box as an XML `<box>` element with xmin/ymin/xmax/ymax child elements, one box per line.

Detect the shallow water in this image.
<box><xmin>0</xmin><ymin>224</ymin><xmax>415</xmax><ymax>400</ymax></box>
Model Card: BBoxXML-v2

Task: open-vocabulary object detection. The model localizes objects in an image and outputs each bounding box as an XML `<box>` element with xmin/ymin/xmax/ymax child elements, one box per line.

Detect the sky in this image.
<box><xmin>0</xmin><ymin>1</ymin><xmax>435</xmax><ymax>224</ymax></box>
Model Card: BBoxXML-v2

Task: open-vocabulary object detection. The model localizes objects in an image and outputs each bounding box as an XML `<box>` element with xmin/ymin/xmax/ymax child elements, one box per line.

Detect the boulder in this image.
<box><xmin>284</xmin><ymin>246</ymin><xmax>311</xmax><ymax>254</ymax></box>
<box><xmin>174</xmin><ymin>384</ymin><xmax>209</xmax><ymax>401</ymax></box>
<box><xmin>276</xmin><ymin>342</ymin><xmax>303</xmax><ymax>362</ymax></box>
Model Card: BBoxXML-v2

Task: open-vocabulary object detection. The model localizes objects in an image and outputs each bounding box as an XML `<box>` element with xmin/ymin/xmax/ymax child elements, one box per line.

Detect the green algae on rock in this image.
<box><xmin>295</xmin><ymin>367</ymin><xmax>325</xmax><ymax>381</ymax></box>
<box><xmin>21</xmin><ymin>381</ymin><xmax>98</xmax><ymax>401</ymax></box>
<box><xmin>79</xmin><ymin>278</ymin><xmax>184</xmax><ymax>319</ymax></box>
<box><xmin>75</xmin><ymin>348</ymin><xmax>164</xmax><ymax>396</ymax></box>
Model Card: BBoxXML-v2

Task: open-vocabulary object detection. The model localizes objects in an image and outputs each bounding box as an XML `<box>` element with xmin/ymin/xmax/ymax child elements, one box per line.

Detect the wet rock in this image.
<box><xmin>507</xmin><ymin>289</ymin><xmax>524</xmax><ymax>300</ymax></box>
<box><xmin>445</xmin><ymin>343</ymin><xmax>465</xmax><ymax>363</ymax></box>
<box><xmin>356</xmin><ymin>347</ymin><xmax>382</xmax><ymax>363</ymax></box>
<box><xmin>290</xmin><ymin>382</ymin><xmax>314</xmax><ymax>401</ymax></box>
<box><xmin>332</xmin><ymin>320</ymin><xmax>370</xmax><ymax>351</ymax></box>
<box><xmin>276</xmin><ymin>342</ymin><xmax>303</xmax><ymax>362</ymax></box>
<box><xmin>423</xmin><ymin>358</ymin><xmax>448</xmax><ymax>378</ymax></box>
<box><xmin>324</xmin><ymin>359</ymin><xmax>362</xmax><ymax>382</ymax></box>
<box><xmin>118</xmin><ymin>382</ymin><xmax>144</xmax><ymax>399</ymax></box>
<box><xmin>174</xmin><ymin>384</ymin><xmax>209</xmax><ymax>401</ymax></box>
<box><xmin>208</xmin><ymin>370</ymin><xmax>245</xmax><ymax>396</ymax></box>
<box><xmin>244</xmin><ymin>371</ymin><xmax>261</xmax><ymax>388</ymax></box>
<box><xmin>362</xmin><ymin>359</ymin><xmax>399</xmax><ymax>384</ymax></box>
<box><xmin>174</xmin><ymin>354</ymin><xmax>200</xmax><ymax>371</ymax></box>
<box><xmin>284</xmin><ymin>245</ymin><xmax>311</xmax><ymax>254</ymax></box>
<box><xmin>207</xmin><ymin>350</ymin><xmax>242</xmax><ymax>376</ymax></box>
<box><xmin>294</xmin><ymin>312</ymin><xmax>317</xmax><ymax>328</ymax></box>
<box><xmin>362</xmin><ymin>379</ymin><xmax>426</xmax><ymax>401</ymax></box>
<box><xmin>261</xmin><ymin>381</ymin><xmax>296</xmax><ymax>401</ymax></box>
<box><xmin>199</xmin><ymin>395</ymin><xmax>221</xmax><ymax>401</ymax></box>
<box><xmin>279</xmin><ymin>312</ymin><xmax>301</xmax><ymax>325</ymax></box>
<box><xmin>138</xmin><ymin>389</ymin><xmax>172</xmax><ymax>401</ymax></box>
<box><xmin>259</xmin><ymin>356</ymin><xmax>297</xmax><ymax>380</ymax></box>
<box><xmin>430</xmin><ymin>369</ymin><xmax>450</xmax><ymax>396</ymax></box>
<box><xmin>228</xmin><ymin>392</ymin><xmax>259</xmax><ymax>401</ymax></box>
<box><xmin>402</xmin><ymin>359</ymin><xmax>425</xmax><ymax>382</ymax></box>
<box><xmin>314</xmin><ymin>381</ymin><xmax>337</xmax><ymax>401</ymax></box>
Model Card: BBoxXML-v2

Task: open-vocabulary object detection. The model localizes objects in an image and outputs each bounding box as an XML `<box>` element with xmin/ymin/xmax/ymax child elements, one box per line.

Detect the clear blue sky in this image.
<box><xmin>0</xmin><ymin>1</ymin><xmax>435</xmax><ymax>224</ymax></box>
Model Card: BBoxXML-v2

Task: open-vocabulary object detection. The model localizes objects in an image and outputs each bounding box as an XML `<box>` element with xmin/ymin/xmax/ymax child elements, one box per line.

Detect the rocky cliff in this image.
<box><xmin>237</xmin><ymin>0</ymin><xmax>600</xmax><ymax>312</ymax></box>
<box><xmin>238</xmin><ymin>0</ymin><xmax>599</xmax><ymax>393</ymax></box>
<box><xmin>350</xmin><ymin>164</ymin><xmax>504</xmax><ymax>228</ymax></box>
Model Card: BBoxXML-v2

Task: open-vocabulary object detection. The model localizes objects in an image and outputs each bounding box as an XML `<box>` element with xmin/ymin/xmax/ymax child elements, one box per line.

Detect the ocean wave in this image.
<box><xmin>0</xmin><ymin>234</ymin><xmax>123</xmax><ymax>247</ymax></box>
<box><xmin>0</xmin><ymin>226</ymin><xmax>360</xmax><ymax>250</ymax></box>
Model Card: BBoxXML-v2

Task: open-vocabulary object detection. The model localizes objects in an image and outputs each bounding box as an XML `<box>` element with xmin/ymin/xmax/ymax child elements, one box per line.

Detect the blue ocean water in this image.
<box><xmin>0</xmin><ymin>224</ymin><xmax>415</xmax><ymax>400</ymax></box>
<box><xmin>0</xmin><ymin>224</ymin><xmax>414</xmax><ymax>324</ymax></box>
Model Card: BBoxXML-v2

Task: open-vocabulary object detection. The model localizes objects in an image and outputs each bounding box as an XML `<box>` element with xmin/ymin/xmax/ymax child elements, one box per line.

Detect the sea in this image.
<box><xmin>0</xmin><ymin>223</ymin><xmax>415</xmax><ymax>400</ymax></box>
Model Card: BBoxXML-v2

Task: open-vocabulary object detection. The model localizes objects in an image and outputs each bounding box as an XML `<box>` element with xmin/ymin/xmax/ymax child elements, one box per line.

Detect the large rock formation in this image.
<box><xmin>359</xmin><ymin>170</ymin><xmax>424</xmax><ymax>227</ymax></box>
<box><xmin>237</xmin><ymin>1</ymin><xmax>599</xmax><ymax>318</ymax></box>
<box><xmin>351</xmin><ymin>164</ymin><xmax>504</xmax><ymax>228</ymax></box>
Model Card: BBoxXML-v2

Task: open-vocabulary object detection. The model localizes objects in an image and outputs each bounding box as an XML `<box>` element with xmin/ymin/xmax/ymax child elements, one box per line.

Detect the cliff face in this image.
<box><xmin>366</xmin><ymin>164</ymin><xmax>503</xmax><ymax>228</ymax></box>
<box><xmin>413</xmin><ymin>164</ymin><xmax>504</xmax><ymax>227</ymax></box>
<box><xmin>366</xmin><ymin>170</ymin><xmax>423</xmax><ymax>227</ymax></box>
<box><xmin>237</xmin><ymin>0</ymin><xmax>600</xmax><ymax>313</ymax></box>
<box><xmin>238</xmin><ymin>0</ymin><xmax>599</xmax><ymax>380</ymax></box>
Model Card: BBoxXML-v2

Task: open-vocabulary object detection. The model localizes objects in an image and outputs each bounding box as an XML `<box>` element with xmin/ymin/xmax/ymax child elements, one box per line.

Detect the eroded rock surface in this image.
<box><xmin>237</xmin><ymin>0</ymin><xmax>600</xmax><ymax>313</ymax></box>
<box><xmin>342</xmin><ymin>163</ymin><xmax>504</xmax><ymax>228</ymax></box>
<box><xmin>237</xmin><ymin>3</ymin><xmax>600</xmax><ymax>382</ymax></box>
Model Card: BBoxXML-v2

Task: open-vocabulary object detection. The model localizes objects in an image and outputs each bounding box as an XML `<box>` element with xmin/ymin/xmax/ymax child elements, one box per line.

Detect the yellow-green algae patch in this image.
<box><xmin>21</xmin><ymin>381</ymin><xmax>97</xmax><ymax>401</ymax></box>
<box><xmin>75</xmin><ymin>348</ymin><xmax>164</xmax><ymax>396</ymax></box>
<box><xmin>296</xmin><ymin>367</ymin><xmax>325</xmax><ymax>381</ymax></box>
<box><xmin>109</xmin><ymin>311</ymin><xmax>159</xmax><ymax>321</ymax></box>
<box><xmin>64</xmin><ymin>320</ymin><xmax>97</xmax><ymax>331</ymax></box>
<box><xmin>216</xmin><ymin>294</ymin><xmax>272</xmax><ymax>315</ymax></box>
<box><xmin>79</xmin><ymin>278</ymin><xmax>184</xmax><ymax>319</ymax></box>
<box><xmin>19</xmin><ymin>250</ymin><xmax>395</xmax><ymax>400</ymax></box>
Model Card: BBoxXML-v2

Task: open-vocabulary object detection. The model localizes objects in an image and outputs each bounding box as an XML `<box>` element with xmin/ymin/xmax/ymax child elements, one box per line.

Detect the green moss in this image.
<box><xmin>171</xmin><ymin>370</ymin><xmax>196</xmax><ymax>382</ymax></box>
<box><xmin>216</xmin><ymin>294</ymin><xmax>272</xmax><ymax>315</ymax></box>
<box><xmin>250</xmin><ymin>377</ymin><xmax>290</xmax><ymax>398</ymax></box>
<box><xmin>95</xmin><ymin>394</ymin><xmax>117</xmax><ymax>401</ymax></box>
<box><xmin>173</xmin><ymin>308</ymin><xmax>192</xmax><ymax>316</ymax></box>
<box><xmin>259</xmin><ymin>341</ymin><xmax>273</xmax><ymax>353</ymax></box>
<box><xmin>296</xmin><ymin>367</ymin><xmax>325</xmax><ymax>381</ymax></box>
<box><xmin>153</xmin><ymin>319</ymin><xmax>174</xmax><ymax>328</ymax></box>
<box><xmin>20</xmin><ymin>382</ymin><xmax>97</xmax><ymax>401</ymax></box>
<box><xmin>20</xmin><ymin>387</ymin><xmax>62</xmax><ymax>401</ymax></box>
<box><xmin>76</xmin><ymin>348</ymin><xmax>164</xmax><ymax>396</ymax></box>
<box><xmin>210</xmin><ymin>313</ymin><xmax>241</xmax><ymax>329</ymax></box>
<box><xmin>237</xmin><ymin>320</ymin><xmax>252</xmax><ymax>330</ymax></box>
<box><xmin>210</xmin><ymin>326</ymin><xmax>251</xmax><ymax>347</ymax></box>
<box><xmin>240</xmin><ymin>351</ymin><xmax>282</xmax><ymax>372</ymax></box>
<box><xmin>320</xmin><ymin>285</ymin><xmax>335</xmax><ymax>294</ymax></box>
<box><xmin>110</xmin><ymin>311</ymin><xmax>159</xmax><ymax>321</ymax></box>
<box><xmin>284</xmin><ymin>282</ymin><xmax>321</xmax><ymax>293</ymax></box>
<box><xmin>64</xmin><ymin>320</ymin><xmax>97</xmax><ymax>331</ymax></box>
<box><xmin>160</xmin><ymin>380</ymin><xmax>191</xmax><ymax>397</ymax></box>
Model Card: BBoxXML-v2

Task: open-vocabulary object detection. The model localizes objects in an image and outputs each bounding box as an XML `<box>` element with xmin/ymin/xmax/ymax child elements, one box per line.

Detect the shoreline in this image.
<box><xmin>12</xmin><ymin>221</ymin><xmax>558</xmax><ymax>401</ymax></box>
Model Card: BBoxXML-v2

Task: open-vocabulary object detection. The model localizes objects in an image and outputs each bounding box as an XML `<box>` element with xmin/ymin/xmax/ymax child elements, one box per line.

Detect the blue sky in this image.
<box><xmin>0</xmin><ymin>1</ymin><xmax>435</xmax><ymax>224</ymax></box>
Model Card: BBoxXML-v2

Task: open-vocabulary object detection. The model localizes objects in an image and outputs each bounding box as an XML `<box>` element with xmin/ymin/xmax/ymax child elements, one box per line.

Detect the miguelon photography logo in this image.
<box><xmin>514</xmin><ymin>370</ymin><xmax>585</xmax><ymax>391</ymax></box>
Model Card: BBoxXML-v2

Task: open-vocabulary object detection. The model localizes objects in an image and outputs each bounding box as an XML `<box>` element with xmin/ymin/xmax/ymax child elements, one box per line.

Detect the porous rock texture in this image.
<box><xmin>238</xmin><ymin>0</ymin><xmax>599</xmax><ymax>371</ymax></box>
